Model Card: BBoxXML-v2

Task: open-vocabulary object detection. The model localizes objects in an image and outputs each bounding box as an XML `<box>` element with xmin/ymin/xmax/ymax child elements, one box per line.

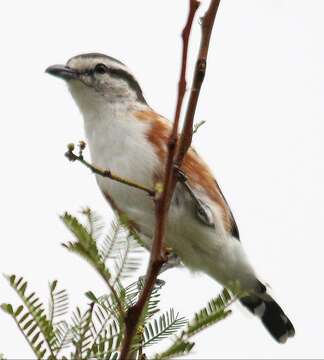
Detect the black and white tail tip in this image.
<box><xmin>240</xmin><ymin>292</ymin><xmax>295</xmax><ymax>343</ymax></box>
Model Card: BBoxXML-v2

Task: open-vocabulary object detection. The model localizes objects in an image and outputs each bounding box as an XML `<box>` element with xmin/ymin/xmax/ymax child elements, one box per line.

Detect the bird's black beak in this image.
<box><xmin>45</xmin><ymin>64</ymin><xmax>78</xmax><ymax>80</ymax></box>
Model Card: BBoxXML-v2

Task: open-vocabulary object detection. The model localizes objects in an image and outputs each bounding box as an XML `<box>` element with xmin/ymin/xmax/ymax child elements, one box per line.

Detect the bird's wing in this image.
<box><xmin>135</xmin><ymin>109</ymin><xmax>240</xmax><ymax>240</ymax></box>
<box><xmin>181</xmin><ymin>147</ymin><xmax>240</xmax><ymax>240</ymax></box>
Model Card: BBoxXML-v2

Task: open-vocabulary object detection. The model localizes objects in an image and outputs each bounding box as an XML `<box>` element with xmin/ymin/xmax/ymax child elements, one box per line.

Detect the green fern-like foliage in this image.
<box><xmin>61</xmin><ymin>212</ymin><xmax>112</xmax><ymax>285</ymax></box>
<box><xmin>155</xmin><ymin>338</ymin><xmax>195</xmax><ymax>360</ymax></box>
<box><xmin>61</xmin><ymin>211</ymin><xmax>143</xmax><ymax>290</ymax></box>
<box><xmin>141</xmin><ymin>309</ymin><xmax>187</xmax><ymax>348</ymax></box>
<box><xmin>100</xmin><ymin>220</ymin><xmax>124</xmax><ymax>262</ymax></box>
<box><xmin>49</xmin><ymin>280</ymin><xmax>69</xmax><ymax>324</ymax></box>
<box><xmin>0</xmin><ymin>276</ymin><xmax>73</xmax><ymax>359</ymax></box>
<box><xmin>70</xmin><ymin>304</ymin><xmax>96</xmax><ymax>358</ymax></box>
<box><xmin>187</xmin><ymin>287</ymin><xmax>234</xmax><ymax>336</ymax></box>
<box><xmin>82</xmin><ymin>291</ymin><xmax>123</xmax><ymax>358</ymax></box>
<box><xmin>1</xmin><ymin>302</ymin><xmax>47</xmax><ymax>359</ymax></box>
<box><xmin>1</xmin><ymin>209</ymin><xmax>240</xmax><ymax>359</ymax></box>
<box><xmin>120</xmin><ymin>277</ymin><xmax>163</xmax><ymax>322</ymax></box>
<box><xmin>154</xmin><ymin>288</ymin><xmax>239</xmax><ymax>359</ymax></box>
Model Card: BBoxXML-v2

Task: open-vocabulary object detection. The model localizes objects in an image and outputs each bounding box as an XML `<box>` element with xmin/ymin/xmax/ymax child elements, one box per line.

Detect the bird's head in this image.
<box><xmin>46</xmin><ymin>53</ymin><xmax>147</xmax><ymax>112</ymax></box>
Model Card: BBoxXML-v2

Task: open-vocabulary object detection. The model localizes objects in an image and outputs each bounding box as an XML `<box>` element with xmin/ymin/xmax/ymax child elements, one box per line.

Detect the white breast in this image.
<box><xmin>82</xmin><ymin>100</ymin><xmax>159</xmax><ymax>237</ymax></box>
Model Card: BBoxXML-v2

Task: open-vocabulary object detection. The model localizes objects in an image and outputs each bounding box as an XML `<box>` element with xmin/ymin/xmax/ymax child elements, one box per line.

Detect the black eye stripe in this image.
<box><xmin>80</xmin><ymin>65</ymin><xmax>147</xmax><ymax>104</ymax></box>
<box><xmin>82</xmin><ymin>66</ymin><xmax>134</xmax><ymax>81</ymax></box>
<box><xmin>109</xmin><ymin>68</ymin><xmax>138</xmax><ymax>86</ymax></box>
<box><xmin>108</xmin><ymin>68</ymin><xmax>146</xmax><ymax>104</ymax></box>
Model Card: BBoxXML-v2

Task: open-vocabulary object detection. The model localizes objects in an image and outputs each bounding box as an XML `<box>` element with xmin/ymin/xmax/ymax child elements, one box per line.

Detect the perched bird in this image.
<box><xmin>46</xmin><ymin>53</ymin><xmax>295</xmax><ymax>343</ymax></box>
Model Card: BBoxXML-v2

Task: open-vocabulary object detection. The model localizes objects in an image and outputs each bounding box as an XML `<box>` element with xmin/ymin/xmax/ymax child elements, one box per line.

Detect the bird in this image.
<box><xmin>46</xmin><ymin>53</ymin><xmax>295</xmax><ymax>343</ymax></box>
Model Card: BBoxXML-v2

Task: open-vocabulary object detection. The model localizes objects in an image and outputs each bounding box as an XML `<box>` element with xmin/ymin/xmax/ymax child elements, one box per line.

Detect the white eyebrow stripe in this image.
<box><xmin>67</xmin><ymin>53</ymin><xmax>130</xmax><ymax>74</ymax></box>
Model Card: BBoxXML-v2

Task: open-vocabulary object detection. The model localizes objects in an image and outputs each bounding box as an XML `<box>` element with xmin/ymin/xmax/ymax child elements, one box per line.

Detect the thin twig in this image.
<box><xmin>119</xmin><ymin>1</ymin><xmax>200</xmax><ymax>359</ymax></box>
<box><xmin>173</xmin><ymin>0</ymin><xmax>201</xmax><ymax>136</ymax></box>
<box><xmin>176</xmin><ymin>0</ymin><xmax>221</xmax><ymax>165</ymax></box>
<box><xmin>193</xmin><ymin>120</ymin><xmax>206</xmax><ymax>134</ymax></box>
<box><xmin>65</xmin><ymin>142</ymin><xmax>155</xmax><ymax>197</ymax></box>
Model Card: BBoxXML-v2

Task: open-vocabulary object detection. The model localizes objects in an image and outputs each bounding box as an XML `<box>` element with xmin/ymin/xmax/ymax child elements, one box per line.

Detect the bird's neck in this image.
<box><xmin>82</xmin><ymin>97</ymin><xmax>147</xmax><ymax>135</ymax></box>
<box><xmin>80</xmin><ymin>98</ymin><xmax>151</xmax><ymax>167</ymax></box>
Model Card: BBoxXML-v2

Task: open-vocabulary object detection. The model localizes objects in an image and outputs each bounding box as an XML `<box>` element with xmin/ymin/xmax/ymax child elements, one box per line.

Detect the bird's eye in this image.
<box><xmin>94</xmin><ymin>63</ymin><xmax>107</xmax><ymax>75</ymax></box>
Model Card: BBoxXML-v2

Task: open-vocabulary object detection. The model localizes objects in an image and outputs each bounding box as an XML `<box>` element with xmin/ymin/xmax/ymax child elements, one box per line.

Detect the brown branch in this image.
<box><xmin>176</xmin><ymin>0</ymin><xmax>221</xmax><ymax>165</ymax></box>
<box><xmin>119</xmin><ymin>1</ymin><xmax>200</xmax><ymax>359</ymax></box>
<box><xmin>65</xmin><ymin>142</ymin><xmax>155</xmax><ymax>197</ymax></box>
<box><xmin>173</xmin><ymin>0</ymin><xmax>201</xmax><ymax>136</ymax></box>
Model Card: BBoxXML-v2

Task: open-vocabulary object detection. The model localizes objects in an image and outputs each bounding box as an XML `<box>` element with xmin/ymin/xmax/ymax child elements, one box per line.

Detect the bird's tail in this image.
<box><xmin>240</xmin><ymin>282</ymin><xmax>295</xmax><ymax>343</ymax></box>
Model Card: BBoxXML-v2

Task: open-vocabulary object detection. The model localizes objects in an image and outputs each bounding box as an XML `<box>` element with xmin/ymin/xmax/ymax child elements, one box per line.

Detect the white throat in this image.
<box><xmin>68</xmin><ymin>82</ymin><xmax>158</xmax><ymax>190</ymax></box>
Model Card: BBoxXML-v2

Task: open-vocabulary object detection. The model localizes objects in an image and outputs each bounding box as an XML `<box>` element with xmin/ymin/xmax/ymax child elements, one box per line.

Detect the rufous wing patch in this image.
<box><xmin>135</xmin><ymin>110</ymin><xmax>169</xmax><ymax>164</ymax></box>
<box><xmin>135</xmin><ymin>110</ymin><xmax>239</xmax><ymax>237</ymax></box>
<box><xmin>182</xmin><ymin>150</ymin><xmax>237</xmax><ymax>236</ymax></box>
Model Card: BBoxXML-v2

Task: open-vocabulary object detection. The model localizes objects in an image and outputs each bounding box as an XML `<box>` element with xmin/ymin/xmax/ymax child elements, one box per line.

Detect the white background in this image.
<box><xmin>0</xmin><ymin>0</ymin><xmax>323</xmax><ymax>358</ymax></box>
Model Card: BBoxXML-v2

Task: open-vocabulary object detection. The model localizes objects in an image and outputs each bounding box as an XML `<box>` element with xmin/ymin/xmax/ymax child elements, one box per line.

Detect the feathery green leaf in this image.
<box><xmin>141</xmin><ymin>309</ymin><xmax>187</xmax><ymax>348</ymax></box>
<box><xmin>3</xmin><ymin>275</ymin><xmax>56</xmax><ymax>358</ymax></box>
<box><xmin>186</xmin><ymin>288</ymin><xmax>235</xmax><ymax>336</ymax></box>
<box><xmin>1</xmin><ymin>303</ymin><xmax>48</xmax><ymax>359</ymax></box>
<box><xmin>48</xmin><ymin>280</ymin><xmax>69</xmax><ymax>324</ymax></box>
<box><xmin>61</xmin><ymin>212</ymin><xmax>111</xmax><ymax>284</ymax></box>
